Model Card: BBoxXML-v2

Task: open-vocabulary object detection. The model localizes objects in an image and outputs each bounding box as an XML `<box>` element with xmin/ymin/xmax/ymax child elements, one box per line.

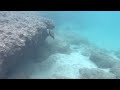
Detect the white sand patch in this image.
<box><xmin>30</xmin><ymin>48</ymin><xmax>97</xmax><ymax>79</ymax></box>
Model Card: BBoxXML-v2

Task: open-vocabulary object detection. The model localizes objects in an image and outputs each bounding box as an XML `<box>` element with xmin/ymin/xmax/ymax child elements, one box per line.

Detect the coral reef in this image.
<box><xmin>0</xmin><ymin>11</ymin><xmax>55</xmax><ymax>78</ymax></box>
<box><xmin>114</xmin><ymin>50</ymin><xmax>120</xmax><ymax>59</ymax></box>
<box><xmin>110</xmin><ymin>63</ymin><xmax>120</xmax><ymax>79</ymax></box>
<box><xmin>89</xmin><ymin>49</ymin><xmax>118</xmax><ymax>68</ymax></box>
<box><xmin>79</xmin><ymin>68</ymin><xmax>116</xmax><ymax>79</ymax></box>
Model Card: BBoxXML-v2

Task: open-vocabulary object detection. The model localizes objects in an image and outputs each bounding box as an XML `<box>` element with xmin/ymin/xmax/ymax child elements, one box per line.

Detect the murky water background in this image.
<box><xmin>7</xmin><ymin>11</ymin><xmax>120</xmax><ymax>79</ymax></box>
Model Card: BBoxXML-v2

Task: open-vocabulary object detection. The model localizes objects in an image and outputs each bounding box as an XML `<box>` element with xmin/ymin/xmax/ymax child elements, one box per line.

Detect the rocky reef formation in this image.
<box><xmin>110</xmin><ymin>63</ymin><xmax>120</xmax><ymax>79</ymax></box>
<box><xmin>114</xmin><ymin>50</ymin><xmax>120</xmax><ymax>59</ymax></box>
<box><xmin>86</xmin><ymin>47</ymin><xmax>119</xmax><ymax>68</ymax></box>
<box><xmin>0</xmin><ymin>11</ymin><xmax>55</xmax><ymax>78</ymax></box>
<box><xmin>79</xmin><ymin>68</ymin><xmax>116</xmax><ymax>79</ymax></box>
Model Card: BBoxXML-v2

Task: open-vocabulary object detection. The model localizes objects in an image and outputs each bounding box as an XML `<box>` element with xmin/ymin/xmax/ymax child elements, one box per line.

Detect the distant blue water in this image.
<box><xmin>38</xmin><ymin>11</ymin><xmax>120</xmax><ymax>51</ymax></box>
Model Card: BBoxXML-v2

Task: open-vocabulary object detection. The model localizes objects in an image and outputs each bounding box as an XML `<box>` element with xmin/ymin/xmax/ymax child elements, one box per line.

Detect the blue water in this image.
<box><xmin>6</xmin><ymin>11</ymin><xmax>120</xmax><ymax>79</ymax></box>
<box><xmin>39</xmin><ymin>11</ymin><xmax>120</xmax><ymax>51</ymax></box>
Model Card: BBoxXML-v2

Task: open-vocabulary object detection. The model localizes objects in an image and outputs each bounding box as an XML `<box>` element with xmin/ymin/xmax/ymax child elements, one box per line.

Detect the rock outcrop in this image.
<box><xmin>110</xmin><ymin>63</ymin><xmax>120</xmax><ymax>79</ymax></box>
<box><xmin>0</xmin><ymin>11</ymin><xmax>55</xmax><ymax>78</ymax></box>
<box><xmin>89</xmin><ymin>49</ymin><xmax>118</xmax><ymax>68</ymax></box>
<box><xmin>79</xmin><ymin>68</ymin><xmax>116</xmax><ymax>79</ymax></box>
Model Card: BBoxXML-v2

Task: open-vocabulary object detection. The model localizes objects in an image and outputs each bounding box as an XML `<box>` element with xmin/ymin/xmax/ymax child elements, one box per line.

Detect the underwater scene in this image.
<box><xmin>0</xmin><ymin>11</ymin><xmax>120</xmax><ymax>79</ymax></box>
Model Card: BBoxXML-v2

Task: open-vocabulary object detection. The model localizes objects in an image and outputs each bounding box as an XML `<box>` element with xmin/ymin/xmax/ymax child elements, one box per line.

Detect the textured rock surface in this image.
<box><xmin>89</xmin><ymin>49</ymin><xmax>118</xmax><ymax>68</ymax></box>
<box><xmin>79</xmin><ymin>68</ymin><xmax>116</xmax><ymax>79</ymax></box>
<box><xmin>110</xmin><ymin>63</ymin><xmax>120</xmax><ymax>79</ymax></box>
<box><xmin>114</xmin><ymin>50</ymin><xmax>120</xmax><ymax>59</ymax></box>
<box><xmin>0</xmin><ymin>11</ymin><xmax>55</xmax><ymax>78</ymax></box>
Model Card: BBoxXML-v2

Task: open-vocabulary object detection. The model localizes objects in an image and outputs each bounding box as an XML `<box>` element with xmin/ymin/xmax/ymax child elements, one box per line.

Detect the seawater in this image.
<box><xmin>7</xmin><ymin>11</ymin><xmax>120</xmax><ymax>79</ymax></box>
<box><xmin>39</xmin><ymin>11</ymin><xmax>120</xmax><ymax>51</ymax></box>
